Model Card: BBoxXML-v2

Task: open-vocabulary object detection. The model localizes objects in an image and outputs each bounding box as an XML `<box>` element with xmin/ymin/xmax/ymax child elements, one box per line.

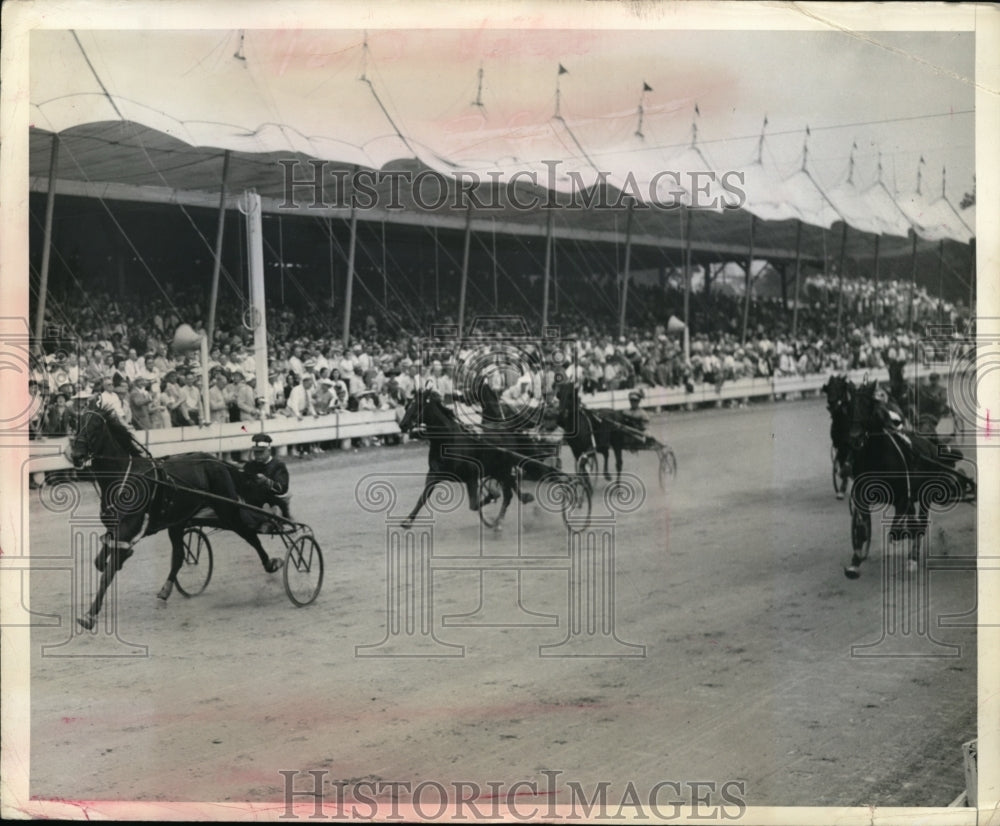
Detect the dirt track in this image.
<box><xmin>26</xmin><ymin>397</ymin><xmax>977</xmax><ymax>810</ymax></box>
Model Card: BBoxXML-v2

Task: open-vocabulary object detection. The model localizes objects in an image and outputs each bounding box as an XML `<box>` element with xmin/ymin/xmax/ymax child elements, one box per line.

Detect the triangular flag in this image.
<box><xmin>558</xmin><ymin>64</ymin><xmax>568</xmax><ymax>75</ymax></box>
<box><xmin>805</xmin><ymin>125</ymin><xmax>811</xmax><ymax>136</ymax></box>
<box><xmin>694</xmin><ymin>102</ymin><xmax>700</xmax><ymax>116</ymax></box>
<box><xmin>642</xmin><ymin>81</ymin><xmax>653</xmax><ymax>92</ymax></box>
<box><xmin>762</xmin><ymin>115</ymin><xmax>768</xmax><ymax>127</ymax></box>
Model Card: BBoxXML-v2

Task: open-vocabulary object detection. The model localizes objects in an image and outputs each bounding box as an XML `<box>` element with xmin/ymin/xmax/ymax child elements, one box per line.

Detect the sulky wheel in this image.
<box><xmin>283</xmin><ymin>534</ymin><xmax>324</xmax><ymax>606</ymax></box>
<box><xmin>175</xmin><ymin>526</ymin><xmax>213</xmax><ymax>597</ymax></box>
<box><xmin>658</xmin><ymin>446</ymin><xmax>677</xmax><ymax>490</ymax></box>
<box><xmin>562</xmin><ymin>475</ymin><xmax>592</xmax><ymax>533</ymax></box>
<box><xmin>478</xmin><ymin>476</ymin><xmax>507</xmax><ymax>529</ymax></box>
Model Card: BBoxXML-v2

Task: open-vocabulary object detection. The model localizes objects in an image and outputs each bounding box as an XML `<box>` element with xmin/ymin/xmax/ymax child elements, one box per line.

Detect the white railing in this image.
<box><xmin>29</xmin><ymin>363</ymin><xmax>945</xmax><ymax>473</ymax></box>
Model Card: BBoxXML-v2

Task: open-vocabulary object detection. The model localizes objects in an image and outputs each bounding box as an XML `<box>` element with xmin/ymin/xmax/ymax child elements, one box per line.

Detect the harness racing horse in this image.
<box><xmin>397</xmin><ymin>389</ymin><xmax>533</xmax><ymax>531</ymax></box>
<box><xmin>553</xmin><ymin>382</ymin><xmax>602</xmax><ymax>482</ymax></box>
<box><xmin>67</xmin><ymin>405</ymin><xmax>284</xmax><ymax>629</ymax></box>
<box><xmin>821</xmin><ymin>374</ymin><xmax>855</xmax><ymax>499</ymax></box>
<box><xmin>844</xmin><ymin>382</ymin><xmax>975</xmax><ymax>580</ymax></box>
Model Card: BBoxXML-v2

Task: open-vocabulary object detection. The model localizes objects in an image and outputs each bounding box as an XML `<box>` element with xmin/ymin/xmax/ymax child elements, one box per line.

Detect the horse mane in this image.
<box><xmin>93</xmin><ymin>405</ymin><xmax>147</xmax><ymax>457</ymax></box>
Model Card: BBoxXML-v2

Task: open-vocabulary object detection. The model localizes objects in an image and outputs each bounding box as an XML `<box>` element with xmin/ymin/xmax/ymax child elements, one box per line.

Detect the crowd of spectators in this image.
<box><xmin>28</xmin><ymin>273</ymin><xmax>972</xmax><ymax>448</ymax></box>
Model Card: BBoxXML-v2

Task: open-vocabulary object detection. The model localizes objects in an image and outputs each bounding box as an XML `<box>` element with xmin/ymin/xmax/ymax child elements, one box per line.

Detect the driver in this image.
<box><xmin>242</xmin><ymin>433</ymin><xmax>292</xmax><ymax>520</ymax></box>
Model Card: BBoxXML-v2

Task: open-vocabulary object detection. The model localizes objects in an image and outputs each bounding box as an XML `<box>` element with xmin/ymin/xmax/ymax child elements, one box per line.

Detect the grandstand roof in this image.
<box><xmin>26</xmin><ymin>22</ymin><xmax>976</xmax><ymax>268</ymax></box>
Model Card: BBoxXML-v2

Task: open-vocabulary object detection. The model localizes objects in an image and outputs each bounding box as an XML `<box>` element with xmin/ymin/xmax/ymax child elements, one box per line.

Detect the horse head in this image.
<box><xmin>848</xmin><ymin>381</ymin><xmax>883</xmax><ymax>448</ymax></box>
<box><xmin>553</xmin><ymin>380</ymin><xmax>580</xmax><ymax>428</ymax></box>
<box><xmin>822</xmin><ymin>374</ymin><xmax>853</xmax><ymax>415</ymax></box>
<box><xmin>398</xmin><ymin>388</ymin><xmax>451</xmax><ymax>436</ymax></box>
<box><xmin>68</xmin><ymin>404</ymin><xmax>142</xmax><ymax>468</ymax></box>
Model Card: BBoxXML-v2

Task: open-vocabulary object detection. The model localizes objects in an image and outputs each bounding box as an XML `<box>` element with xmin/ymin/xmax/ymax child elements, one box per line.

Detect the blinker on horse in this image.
<box><xmin>68</xmin><ymin>405</ymin><xmax>283</xmax><ymax>630</ymax></box>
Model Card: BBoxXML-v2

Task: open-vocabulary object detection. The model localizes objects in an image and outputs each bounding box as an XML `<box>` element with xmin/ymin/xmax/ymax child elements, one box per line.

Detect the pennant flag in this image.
<box><xmin>642</xmin><ymin>81</ymin><xmax>653</xmax><ymax>92</ymax></box>
<box><xmin>763</xmin><ymin>114</ymin><xmax>768</xmax><ymax>127</ymax></box>
<box><xmin>694</xmin><ymin>102</ymin><xmax>700</xmax><ymax>116</ymax></box>
<box><xmin>805</xmin><ymin>124</ymin><xmax>811</xmax><ymax>136</ymax></box>
<box><xmin>558</xmin><ymin>64</ymin><xmax>568</xmax><ymax>75</ymax></box>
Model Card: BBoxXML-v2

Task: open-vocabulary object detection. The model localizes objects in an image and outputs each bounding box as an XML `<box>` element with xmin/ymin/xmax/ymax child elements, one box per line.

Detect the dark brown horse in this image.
<box><xmin>397</xmin><ymin>389</ymin><xmax>533</xmax><ymax>531</ymax></box>
<box><xmin>821</xmin><ymin>374</ymin><xmax>854</xmax><ymax>499</ymax></box>
<box><xmin>844</xmin><ymin>381</ymin><xmax>975</xmax><ymax>579</ymax></box>
<box><xmin>67</xmin><ymin>405</ymin><xmax>283</xmax><ymax>629</ymax></box>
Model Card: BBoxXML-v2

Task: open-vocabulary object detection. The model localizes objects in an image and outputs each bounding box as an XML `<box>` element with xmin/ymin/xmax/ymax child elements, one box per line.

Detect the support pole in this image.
<box><xmin>968</xmin><ymin>238</ymin><xmax>976</xmax><ymax>314</ymax></box>
<box><xmin>33</xmin><ymin>134</ymin><xmax>60</xmax><ymax>348</ymax></box>
<box><xmin>342</xmin><ymin>201</ymin><xmax>358</xmax><ymax>348</ymax></box>
<box><xmin>907</xmin><ymin>232</ymin><xmax>918</xmax><ymax>330</ymax></box>
<box><xmin>683</xmin><ymin>208</ymin><xmax>692</xmax><ymax>336</ymax></box>
<box><xmin>873</xmin><ymin>234</ymin><xmax>881</xmax><ymax>330</ymax></box>
<box><xmin>434</xmin><ymin>226</ymin><xmax>440</xmax><ymax>312</ymax></box>
<box><xmin>206</xmin><ymin>150</ymin><xmax>230</xmax><ymax>348</ymax></box>
<box><xmin>327</xmin><ymin>217</ymin><xmax>335</xmax><ymax>309</ymax></box>
<box><xmin>936</xmin><ymin>239</ymin><xmax>945</xmax><ymax>323</ymax></box>
<box><xmin>618</xmin><ymin>201</ymin><xmax>634</xmax><ymax>340</ymax></box>
<box><xmin>741</xmin><ymin>214</ymin><xmax>756</xmax><ymax>346</ymax></box>
<box><xmin>243</xmin><ymin>192</ymin><xmax>269</xmax><ymax>397</ymax></box>
<box><xmin>457</xmin><ymin>205</ymin><xmax>471</xmax><ymax>335</ymax></box>
<box><xmin>835</xmin><ymin>221</ymin><xmax>848</xmax><ymax>339</ymax></box>
<box><xmin>492</xmin><ymin>219</ymin><xmax>498</xmax><ymax>312</ymax></box>
<box><xmin>542</xmin><ymin>209</ymin><xmax>554</xmax><ymax>330</ymax></box>
<box><xmin>791</xmin><ymin>220</ymin><xmax>803</xmax><ymax>340</ymax></box>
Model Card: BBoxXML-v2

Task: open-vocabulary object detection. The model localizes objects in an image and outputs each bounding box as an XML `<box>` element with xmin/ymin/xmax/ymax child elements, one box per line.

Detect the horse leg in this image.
<box><xmin>232</xmin><ymin>522</ymin><xmax>283</xmax><ymax>573</ymax></box>
<box><xmin>613</xmin><ymin>444</ymin><xmax>624</xmax><ymax>483</ymax></box>
<box><xmin>79</xmin><ymin>535</ymin><xmax>133</xmax><ymax>629</ymax></box>
<box><xmin>844</xmin><ymin>504</ymin><xmax>871</xmax><ymax>580</ymax></box>
<box><xmin>600</xmin><ymin>448</ymin><xmax>611</xmax><ymax>481</ymax></box>
<box><xmin>157</xmin><ymin>525</ymin><xmax>186</xmax><ymax>602</ymax></box>
<box><xmin>493</xmin><ymin>476</ymin><xmax>515</xmax><ymax>533</ymax></box>
<box><xmin>516</xmin><ymin>466</ymin><xmax>534</xmax><ymax>504</ymax></box>
<box><xmin>402</xmin><ymin>476</ymin><xmax>440</xmax><ymax>529</ymax></box>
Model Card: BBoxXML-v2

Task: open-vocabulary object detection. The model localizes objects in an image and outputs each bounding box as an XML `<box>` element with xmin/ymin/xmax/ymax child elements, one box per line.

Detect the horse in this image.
<box><xmin>553</xmin><ymin>381</ymin><xmax>603</xmax><ymax>482</ymax></box>
<box><xmin>820</xmin><ymin>374</ymin><xmax>854</xmax><ymax>499</ymax></box>
<box><xmin>843</xmin><ymin>381</ymin><xmax>975</xmax><ymax>580</ymax></box>
<box><xmin>66</xmin><ymin>405</ymin><xmax>284</xmax><ymax>629</ymax></box>
<box><xmin>886</xmin><ymin>358</ymin><xmax>915</xmax><ymax>422</ymax></box>
<box><xmin>396</xmin><ymin>389</ymin><xmax>533</xmax><ymax>531</ymax></box>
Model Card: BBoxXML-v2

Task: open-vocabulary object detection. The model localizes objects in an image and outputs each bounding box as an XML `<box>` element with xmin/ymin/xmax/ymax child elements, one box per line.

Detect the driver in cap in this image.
<box><xmin>242</xmin><ymin>433</ymin><xmax>292</xmax><ymax>520</ymax></box>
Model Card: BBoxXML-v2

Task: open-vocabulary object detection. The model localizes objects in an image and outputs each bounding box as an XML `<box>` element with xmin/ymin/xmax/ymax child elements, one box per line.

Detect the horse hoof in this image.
<box><xmin>844</xmin><ymin>566</ymin><xmax>861</xmax><ymax>580</ymax></box>
<box><xmin>603</xmin><ymin>474</ymin><xmax>612</xmax><ymax>481</ymax></box>
<box><xmin>835</xmin><ymin>492</ymin><xmax>844</xmax><ymax>500</ymax></box>
<box><xmin>77</xmin><ymin>615</ymin><xmax>96</xmax><ymax>631</ymax></box>
<box><xmin>94</xmin><ymin>554</ymin><xmax>107</xmax><ymax>573</ymax></box>
<box><xmin>401</xmin><ymin>520</ymin><xmax>413</xmax><ymax>530</ymax></box>
<box><xmin>520</xmin><ymin>493</ymin><xmax>535</xmax><ymax>504</ymax></box>
<box><xmin>266</xmin><ymin>558</ymin><xmax>284</xmax><ymax>574</ymax></box>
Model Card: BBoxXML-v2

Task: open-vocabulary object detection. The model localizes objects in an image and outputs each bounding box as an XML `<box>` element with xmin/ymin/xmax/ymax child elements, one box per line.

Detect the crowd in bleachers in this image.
<box><xmin>28</xmin><ymin>273</ymin><xmax>972</xmax><ymax>446</ymax></box>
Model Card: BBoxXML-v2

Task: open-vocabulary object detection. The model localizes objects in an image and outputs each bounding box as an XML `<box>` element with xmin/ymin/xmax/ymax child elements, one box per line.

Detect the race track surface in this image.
<box><xmin>26</xmin><ymin>397</ymin><xmax>977</xmax><ymax>809</ymax></box>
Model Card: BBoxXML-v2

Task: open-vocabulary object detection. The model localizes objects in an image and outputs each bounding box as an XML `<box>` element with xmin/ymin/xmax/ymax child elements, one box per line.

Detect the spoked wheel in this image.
<box><xmin>175</xmin><ymin>527</ymin><xmax>213</xmax><ymax>596</ymax></box>
<box><xmin>657</xmin><ymin>446</ymin><xmax>677</xmax><ymax>489</ymax></box>
<box><xmin>562</xmin><ymin>475</ymin><xmax>592</xmax><ymax>533</ymax></box>
<box><xmin>283</xmin><ymin>534</ymin><xmax>324</xmax><ymax>606</ymax></box>
<box><xmin>478</xmin><ymin>476</ymin><xmax>506</xmax><ymax>529</ymax></box>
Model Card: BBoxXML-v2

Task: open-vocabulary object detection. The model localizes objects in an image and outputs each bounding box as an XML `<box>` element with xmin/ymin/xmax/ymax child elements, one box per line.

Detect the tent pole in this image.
<box><xmin>328</xmin><ymin>217</ymin><xmax>335</xmax><ymax>309</ymax></box>
<box><xmin>206</xmin><ymin>149</ymin><xmax>230</xmax><ymax>348</ymax></box>
<box><xmin>341</xmin><ymin>201</ymin><xmax>358</xmax><ymax>348</ymax></box>
<box><xmin>791</xmin><ymin>220</ymin><xmax>803</xmax><ymax>340</ymax></box>
<box><xmin>434</xmin><ymin>226</ymin><xmax>440</xmax><ymax>312</ymax></box>
<box><xmin>542</xmin><ymin>209</ymin><xmax>554</xmax><ymax>330</ymax></box>
<box><xmin>553</xmin><ymin>231</ymin><xmax>558</xmax><ymax>317</ymax></box>
<box><xmin>835</xmin><ymin>222</ymin><xmax>848</xmax><ymax>339</ymax></box>
<box><xmin>33</xmin><ymin>134</ymin><xmax>60</xmax><ymax>350</ymax></box>
<box><xmin>618</xmin><ymin>201</ymin><xmax>634</xmax><ymax>340</ymax></box>
<box><xmin>458</xmin><ymin>205</ymin><xmax>472</xmax><ymax>335</ymax></box>
<box><xmin>492</xmin><ymin>219</ymin><xmax>498</xmax><ymax>312</ymax></box>
<box><xmin>907</xmin><ymin>232</ymin><xmax>917</xmax><ymax>330</ymax></box>
<box><xmin>244</xmin><ymin>192</ymin><xmax>269</xmax><ymax>396</ymax></box>
<box><xmin>936</xmin><ymin>239</ymin><xmax>945</xmax><ymax>323</ymax></box>
<box><xmin>278</xmin><ymin>215</ymin><xmax>285</xmax><ymax>305</ymax></box>
<box><xmin>683</xmin><ymin>208</ymin><xmax>692</xmax><ymax>339</ymax></box>
<box><xmin>381</xmin><ymin>218</ymin><xmax>388</xmax><ymax>309</ymax></box>
<box><xmin>969</xmin><ymin>238</ymin><xmax>976</xmax><ymax>314</ymax></box>
<box><xmin>741</xmin><ymin>214</ymin><xmax>756</xmax><ymax>346</ymax></box>
<box><xmin>872</xmin><ymin>234</ymin><xmax>880</xmax><ymax>331</ymax></box>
